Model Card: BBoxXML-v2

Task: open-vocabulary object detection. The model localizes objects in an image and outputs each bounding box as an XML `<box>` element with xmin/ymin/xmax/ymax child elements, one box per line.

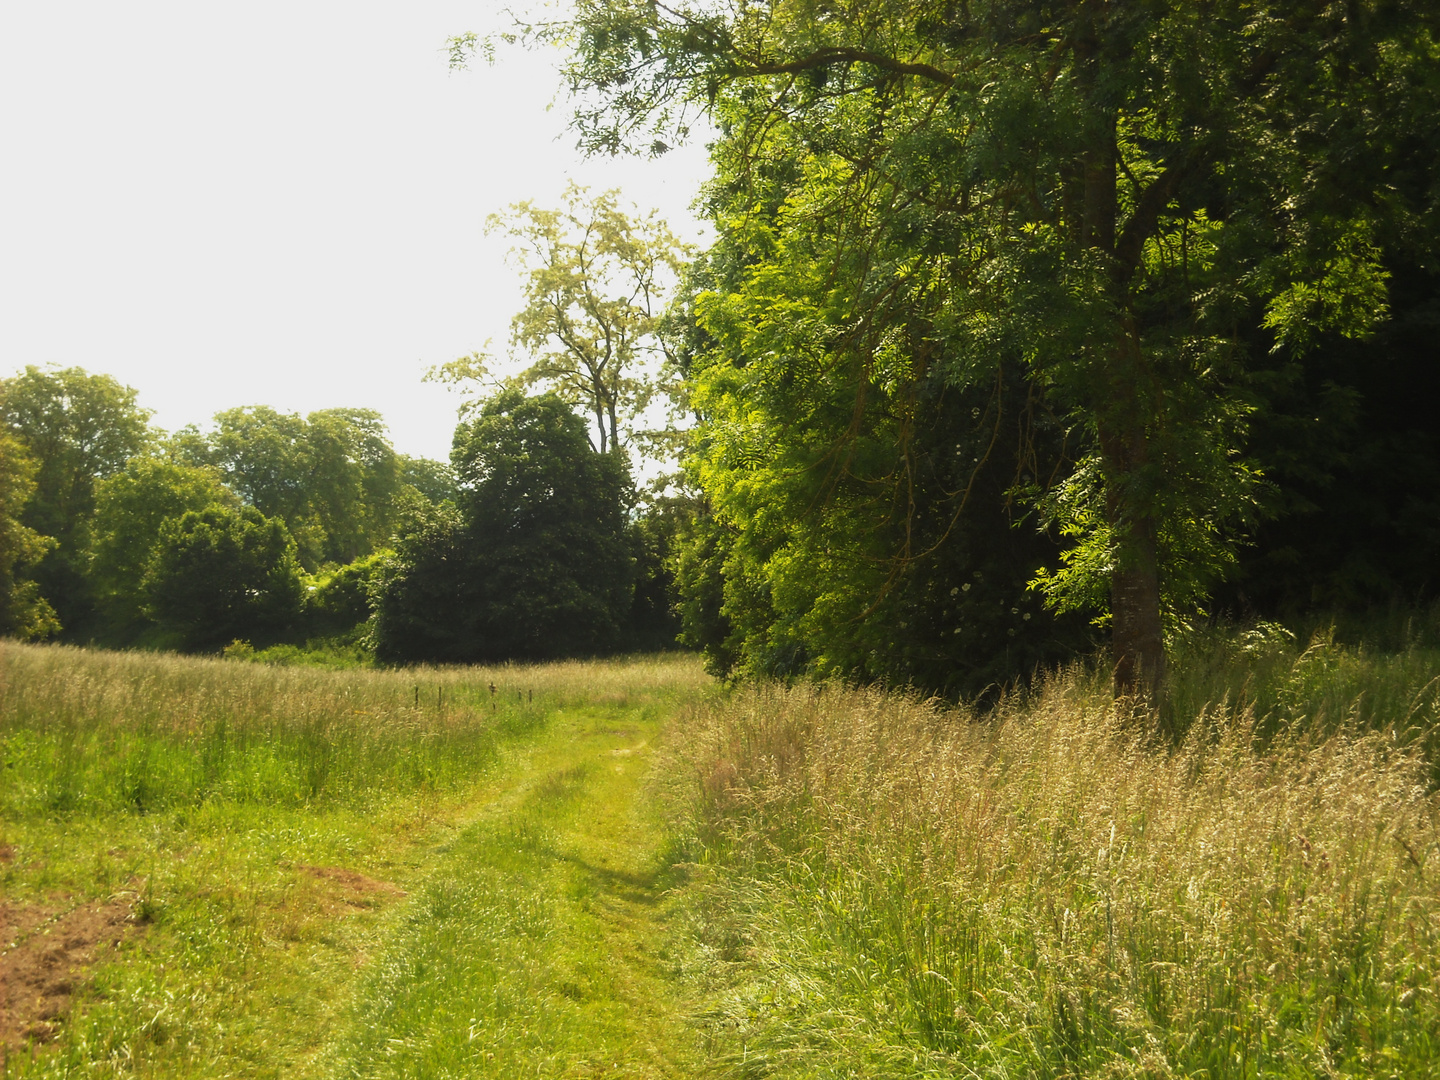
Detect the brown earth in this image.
<box><xmin>296</xmin><ymin>865</ymin><xmax>405</xmax><ymax>910</ymax></box>
<box><xmin>0</xmin><ymin>895</ymin><xmax>136</xmax><ymax>1049</ymax></box>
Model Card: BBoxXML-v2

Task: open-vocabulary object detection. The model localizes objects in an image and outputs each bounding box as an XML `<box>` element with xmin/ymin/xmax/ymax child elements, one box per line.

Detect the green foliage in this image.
<box><xmin>0</xmin><ymin>365</ymin><xmax>151</xmax><ymax>635</ymax></box>
<box><xmin>372</xmin><ymin>392</ymin><xmax>636</xmax><ymax>664</ymax></box>
<box><xmin>671</xmin><ymin>226</ymin><xmax>1091</xmax><ymax>692</ymax></box>
<box><xmin>144</xmin><ymin>505</ymin><xmax>305</xmax><ymax>651</ymax></box>
<box><xmin>455</xmin><ymin>391</ymin><xmax>635</xmax><ymax>658</ymax></box>
<box><xmin>550</xmin><ymin>0</ymin><xmax>1440</xmax><ymax>692</ymax></box>
<box><xmin>397</xmin><ymin>453</ymin><xmax>457</xmax><ymax>505</ymax></box>
<box><xmin>197</xmin><ymin>405</ymin><xmax>310</xmax><ymax>517</ymax></box>
<box><xmin>367</xmin><ymin>496</ymin><xmax>467</xmax><ymax>663</ymax></box>
<box><xmin>1030</xmin><ymin>444</ymin><xmax>1264</xmax><ymax>635</ymax></box>
<box><xmin>625</xmin><ymin>497</ymin><xmax>685</xmax><ymax>651</ymax></box>
<box><xmin>196</xmin><ymin>405</ymin><xmax>401</xmax><ymax>568</ymax></box>
<box><xmin>433</xmin><ymin>185</ymin><xmax>689</xmax><ymax>459</ymax></box>
<box><xmin>1222</xmin><ymin>261</ymin><xmax>1440</xmax><ymax>616</ymax></box>
<box><xmin>670</xmin><ymin>508</ymin><xmax>740</xmax><ymax>678</ymax></box>
<box><xmin>0</xmin><ymin>429</ymin><xmax>58</xmax><ymax>639</ymax></box>
<box><xmin>304</xmin><ymin>550</ymin><xmax>389</xmax><ymax>637</ymax></box>
<box><xmin>88</xmin><ymin>455</ymin><xmax>238</xmax><ymax>639</ymax></box>
<box><xmin>305</xmin><ymin>408</ymin><xmax>402</xmax><ymax>563</ymax></box>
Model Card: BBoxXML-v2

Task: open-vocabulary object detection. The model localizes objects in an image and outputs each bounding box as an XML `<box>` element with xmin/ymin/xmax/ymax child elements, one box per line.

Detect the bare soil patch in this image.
<box><xmin>0</xmin><ymin>896</ymin><xmax>136</xmax><ymax>1049</ymax></box>
<box><xmin>297</xmin><ymin>866</ymin><xmax>405</xmax><ymax>909</ymax></box>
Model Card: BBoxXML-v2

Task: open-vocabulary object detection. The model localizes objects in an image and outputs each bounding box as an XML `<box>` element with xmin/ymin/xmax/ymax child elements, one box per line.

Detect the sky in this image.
<box><xmin>0</xmin><ymin>2</ymin><xmax>713</xmax><ymax>461</ymax></box>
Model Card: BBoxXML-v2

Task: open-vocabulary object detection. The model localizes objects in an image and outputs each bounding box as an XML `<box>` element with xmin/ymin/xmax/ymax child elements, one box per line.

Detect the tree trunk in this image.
<box><xmin>1076</xmin><ymin>23</ymin><xmax>1167</xmax><ymax>701</ymax></box>
<box><xmin>593</xmin><ymin>393</ymin><xmax>608</xmax><ymax>454</ymax></box>
<box><xmin>1098</xmin><ymin>417</ymin><xmax>1166</xmax><ymax>699</ymax></box>
<box><xmin>1109</xmin><ymin>517</ymin><xmax>1165</xmax><ymax>698</ymax></box>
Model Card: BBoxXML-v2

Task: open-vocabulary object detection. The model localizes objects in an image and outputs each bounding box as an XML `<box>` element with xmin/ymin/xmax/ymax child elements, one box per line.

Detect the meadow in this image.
<box><xmin>2</xmin><ymin>630</ymin><xmax>1438</xmax><ymax>1078</ymax></box>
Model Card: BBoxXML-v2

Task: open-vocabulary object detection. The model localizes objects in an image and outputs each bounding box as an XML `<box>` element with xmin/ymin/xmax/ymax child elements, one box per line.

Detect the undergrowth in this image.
<box><xmin>1167</xmin><ymin>623</ymin><xmax>1440</xmax><ymax>766</ymax></box>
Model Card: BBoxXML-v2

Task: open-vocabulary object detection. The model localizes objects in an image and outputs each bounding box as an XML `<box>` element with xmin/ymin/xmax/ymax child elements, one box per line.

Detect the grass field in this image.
<box><xmin>0</xmin><ymin>644</ymin><xmax>710</xmax><ymax>1077</ymax></box>
<box><xmin>2</xmin><ymin>632</ymin><xmax>1438</xmax><ymax>1078</ymax></box>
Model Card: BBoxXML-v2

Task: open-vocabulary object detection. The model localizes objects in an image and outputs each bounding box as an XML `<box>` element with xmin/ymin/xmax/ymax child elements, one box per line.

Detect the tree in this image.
<box><xmin>201</xmin><ymin>406</ymin><xmax>319</xmax><ymax>558</ymax></box>
<box><xmin>372</xmin><ymin>391</ymin><xmax>635</xmax><ymax>663</ymax></box>
<box><xmin>456</xmin><ymin>390</ymin><xmax>635</xmax><ymax>657</ymax></box>
<box><xmin>144</xmin><ymin>504</ymin><xmax>305</xmax><ymax>650</ymax></box>
<box><xmin>433</xmin><ymin>185</ymin><xmax>689</xmax><ymax>459</ymax></box>
<box><xmin>624</xmin><ymin>494</ymin><xmax>687</xmax><ymax>651</ymax></box>
<box><xmin>0</xmin><ymin>365</ymin><xmax>152</xmax><ymax>636</ymax></box>
<box><xmin>1216</xmin><ymin>255</ymin><xmax>1440</xmax><ymax>619</ymax></box>
<box><xmin>88</xmin><ymin>456</ymin><xmax>238</xmax><ymax>640</ymax></box>
<box><xmin>0</xmin><ymin>430</ymin><xmax>58</xmax><ymax>640</ymax></box>
<box><xmin>305</xmin><ymin>551</ymin><xmax>390</xmax><ymax>637</ymax></box>
<box><xmin>305</xmin><ymin>408</ymin><xmax>402</xmax><ymax>563</ymax></box>
<box><xmin>510</xmin><ymin>0</ymin><xmax>1440</xmax><ymax>696</ymax></box>
<box><xmin>199</xmin><ymin>406</ymin><xmax>401</xmax><ymax>568</ymax></box>
<box><xmin>398</xmin><ymin>454</ymin><xmax>458</xmax><ymax>505</ymax></box>
<box><xmin>367</xmin><ymin>498</ymin><xmax>471</xmax><ymax>663</ymax></box>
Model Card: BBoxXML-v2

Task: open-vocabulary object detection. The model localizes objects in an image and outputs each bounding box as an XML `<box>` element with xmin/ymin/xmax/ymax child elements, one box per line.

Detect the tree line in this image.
<box><xmin>0</xmin><ymin>362</ymin><xmax>676</xmax><ymax>661</ymax></box>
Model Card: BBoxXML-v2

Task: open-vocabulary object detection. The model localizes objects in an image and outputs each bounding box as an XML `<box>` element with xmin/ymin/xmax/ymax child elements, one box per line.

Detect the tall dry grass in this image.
<box><xmin>0</xmin><ymin>642</ymin><xmax>707</xmax><ymax>815</ymax></box>
<box><xmin>677</xmin><ymin>672</ymin><xmax>1440</xmax><ymax>1078</ymax></box>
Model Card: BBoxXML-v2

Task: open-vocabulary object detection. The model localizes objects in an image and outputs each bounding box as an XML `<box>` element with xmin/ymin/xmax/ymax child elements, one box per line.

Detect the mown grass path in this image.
<box><xmin>319</xmin><ymin>704</ymin><xmax>704</xmax><ymax>1079</ymax></box>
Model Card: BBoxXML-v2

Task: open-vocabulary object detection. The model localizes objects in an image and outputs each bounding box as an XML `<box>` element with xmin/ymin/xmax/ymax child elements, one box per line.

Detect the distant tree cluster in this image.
<box><xmin>0</xmin><ymin>365</ymin><xmax>463</xmax><ymax>653</ymax></box>
<box><xmin>0</xmin><ymin>352</ymin><xmax>680</xmax><ymax>661</ymax></box>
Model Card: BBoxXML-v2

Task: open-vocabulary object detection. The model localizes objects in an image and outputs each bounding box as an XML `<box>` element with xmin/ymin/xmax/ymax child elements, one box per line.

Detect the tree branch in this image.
<box><xmin>1114</xmin><ymin>161</ymin><xmax>1190</xmax><ymax>279</ymax></box>
<box><xmin>734</xmin><ymin>47</ymin><xmax>954</xmax><ymax>88</ymax></box>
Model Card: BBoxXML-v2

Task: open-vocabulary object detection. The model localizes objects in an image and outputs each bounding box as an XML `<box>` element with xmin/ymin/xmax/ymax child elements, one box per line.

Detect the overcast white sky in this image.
<box><xmin>0</xmin><ymin>2</ymin><xmax>713</xmax><ymax>461</ymax></box>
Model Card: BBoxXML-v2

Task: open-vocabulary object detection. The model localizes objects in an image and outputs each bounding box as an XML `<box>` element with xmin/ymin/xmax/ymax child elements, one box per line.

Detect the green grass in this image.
<box><xmin>1166</xmin><ymin>620</ymin><xmax>1440</xmax><ymax>766</ymax></box>
<box><xmin>5</xmin><ymin>632</ymin><xmax>1438</xmax><ymax>1078</ymax></box>
<box><xmin>321</xmin><ymin>707</ymin><xmax>705</xmax><ymax>1078</ymax></box>
<box><xmin>0</xmin><ymin>644</ymin><xmax>710</xmax><ymax>1078</ymax></box>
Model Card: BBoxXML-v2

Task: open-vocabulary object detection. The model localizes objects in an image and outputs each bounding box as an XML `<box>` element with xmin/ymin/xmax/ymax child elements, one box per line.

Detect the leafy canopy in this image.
<box><xmin>144</xmin><ymin>504</ymin><xmax>305</xmax><ymax>650</ymax></box>
<box><xmin>372</xmin><ymin>391</ymin><xmax>635</xmax><ymax>663</ymax></box>
<box><xmin>431</xmin><ymin>185</ymin><xmax>690</xmax><ymax>461</ymax></box>
<box><xmin>513</xmin><ymin>0</ymin><xmax>1439</xmax><ymax>692</ymax></box>
<box><xmin>88</xmin><ymin>456</ymin><xmax>238</xmax><ymax>637</ymax></box>
<box><xmin>184</xmin><ymin>406</ymin><xmax>402</xmax><ymax>568</ymax></box>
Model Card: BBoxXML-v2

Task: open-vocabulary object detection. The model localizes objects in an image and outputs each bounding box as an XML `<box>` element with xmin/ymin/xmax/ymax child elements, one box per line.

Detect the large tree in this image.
<box><xmin>304</xmin><ymin>408</ymin><xmax>402</xmax><ymax>563</ymax></box>
<box><xmin>195</xmin><ymin>406</ymin><xmax>401</xmax><ymax>568</ymax></box>
<box><xmin>506</xmin><ymin>0</ymin><xmax>1439</xmax><ymax>694</ymax></box>
<box><xmin>372</xmin><ymin>391</ymin><xmax>635</xmax><ymax>663</ymax></box>
<box><xmin>433</xmin><ymin>185</ymin><xmax>689</xmax><ymax>459</ymax></box>
<box><xmin>0</xmin><ymin>365</ymin><xmax>151</xmax><ymax>636</ymax></box>
<box><xmin>144</xmin><ymin>504</ymin><xmax>305</xmax><ymax>651</ymax></box>
<box><xmin>0</xmin><ymin>429</ymin><xmax>59</xmax><ymax>640</ymax></box>
<box><xmin>88</xmin><ymin>456</ymin><xmax>239</xmax><ymax>640</ymax></box>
